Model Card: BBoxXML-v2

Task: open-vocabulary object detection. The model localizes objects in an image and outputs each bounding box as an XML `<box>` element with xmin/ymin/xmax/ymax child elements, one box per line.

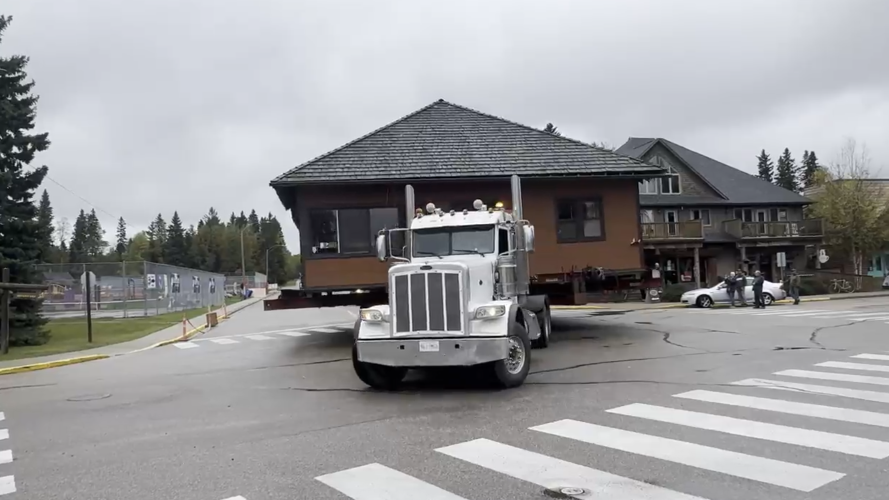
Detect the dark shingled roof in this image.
<box><xmin>271</xmin><ymin>100</ymin><xmax>665</xmax><ymax>186</ymax></box>
<box><xmin>616</xmin><ymin>137</ymin><xmax>811</xmax><ymax>206</ymax></box>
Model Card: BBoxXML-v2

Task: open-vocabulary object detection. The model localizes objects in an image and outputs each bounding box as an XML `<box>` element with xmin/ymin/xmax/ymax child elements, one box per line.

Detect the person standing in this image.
<box><xmin>736</xmin><ymin>268</ymin><xmax>749</xmax><ymax>307</ymax></box>
<box><xmin>726</xmin><ymin>272</ymin><xmax>738</xmax><ymax>307</ymax></box>
<box><xmin>752</xmin><ymin>270</ymin><xmax>766</xmax><ymax>309</ymax></box>
<box><xmin>788</xmin><ymin>269</ymin><xmax>801</xmax><ymax>305</ymax></box>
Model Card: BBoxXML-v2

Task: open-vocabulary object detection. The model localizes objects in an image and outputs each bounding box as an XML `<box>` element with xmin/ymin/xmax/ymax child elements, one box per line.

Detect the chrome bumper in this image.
<box><xmin>356</xmin><ymin>337</ymin><xmax>509</xmax><ymax>367</ymax></box>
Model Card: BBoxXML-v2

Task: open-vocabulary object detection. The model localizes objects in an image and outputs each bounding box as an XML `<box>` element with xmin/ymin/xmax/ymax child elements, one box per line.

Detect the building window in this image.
<box><xmin>309</xmin><ymin>207</ymin><xmax>399</xmax><ymax>256</ymax></box>
<box><xmin>734</xmin><ymin>208</ymin><xmax>754</xmax><ymax>222</ymax></box>
<box><xmin>638</xmin><ymin>179</ymin><xmax>658</xmax><ymax>195</ymax></box>
<box><xmin>690</xmin><ymin>209</ymin><xmax>711</xmax><ymax>226</ymax></box>
<box><xmin>556</xmin><ymin>199</ymin><xmax>604</xmax><ymax>243</ymax></box>
<box><xmin>650</xmin><ymin>156</ymin><xmax>681</xmax><ymax>195</ymax></box>
<box><xmin>640</xmin><ymin>209</ymin><xmax>655</xmax><ymax>223</ymax></box>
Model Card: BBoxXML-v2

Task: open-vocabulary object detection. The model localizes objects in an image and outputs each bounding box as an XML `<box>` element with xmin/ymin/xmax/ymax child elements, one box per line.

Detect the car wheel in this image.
<box><xmin>763</xmin><ymin>293</ymin><xmax>774</xmax><ymax>306</ymax></box>
<box><xmin>696</xmin><ymin>295</ymin><xmax>712</xmax><ymax>308</ymax></box>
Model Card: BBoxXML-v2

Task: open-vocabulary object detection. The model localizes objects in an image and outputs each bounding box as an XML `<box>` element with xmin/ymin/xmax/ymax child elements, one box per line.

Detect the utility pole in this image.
<box><xmin>265</xmin><ymin>244</ymin><xmax>285</xmax><ymax>284</ymax></box>
<box><xmin>240</xmin><ymin>225</ymin><xmax>248</xmax><ymax>294</ymax></box>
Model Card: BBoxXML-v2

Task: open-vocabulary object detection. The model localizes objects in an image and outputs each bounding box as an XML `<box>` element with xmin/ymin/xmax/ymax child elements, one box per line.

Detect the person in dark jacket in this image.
<box><xmin>725</xmin><ymin>272</ymin><xmax>738</xmax><ymax>307</ymax></box>
<box><xmin>787</xmin><ymin>269</ymin><xmax>801</xmax><ymax>305</ymax></box>
<box><xmin>736</xmin><ymin>268</ymin><xmax>749</xmax><ymax>307</ymax></box>
<box><xmin>752</xmin><ymin>270</ymin><xmax>766</xmax><ymax>309</ymax></box>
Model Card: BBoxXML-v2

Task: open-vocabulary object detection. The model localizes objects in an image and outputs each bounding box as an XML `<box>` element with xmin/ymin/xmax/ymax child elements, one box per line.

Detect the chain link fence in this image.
<box><xmin>35</xmin><ymin>261</ymin><xmax>226</xmax><ymax>319</ymax></box>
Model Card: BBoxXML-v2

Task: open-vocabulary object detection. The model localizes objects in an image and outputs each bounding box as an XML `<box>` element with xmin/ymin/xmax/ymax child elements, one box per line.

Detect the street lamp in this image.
<box><xmin>239</xmin><ymin>225</ymin><xmax>251</xmax><ymax>294</ymax></box>
<box><xmin>265</xmin><ymin>244</ymin><xmax>285</xmax><ymax>286</ymax></box>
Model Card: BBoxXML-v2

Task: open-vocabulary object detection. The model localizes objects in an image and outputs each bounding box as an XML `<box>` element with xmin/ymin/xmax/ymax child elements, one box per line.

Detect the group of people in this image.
<box><xmin>723</xmin><ymin>268</ymin><xmax>801</xmax><ymax>308</ymax></box>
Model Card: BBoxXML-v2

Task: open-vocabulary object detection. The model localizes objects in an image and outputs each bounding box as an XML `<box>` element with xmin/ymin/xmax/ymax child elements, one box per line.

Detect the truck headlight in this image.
<box><xmin>474</xmin><ymin>305</ymin><xmax>506</xmax><ymax>319</ymax></box>
<box><xmin>360</xmin><ymin>309</ymin><xmax>385</xmax><ymax>322</ymax></box>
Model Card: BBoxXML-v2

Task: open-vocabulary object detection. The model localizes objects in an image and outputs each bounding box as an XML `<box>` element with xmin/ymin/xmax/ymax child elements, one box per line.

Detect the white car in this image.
<box><xmin>680</xmin><ymin>277</ymin><xmax>787</xmax><ymax>308</ymax></box>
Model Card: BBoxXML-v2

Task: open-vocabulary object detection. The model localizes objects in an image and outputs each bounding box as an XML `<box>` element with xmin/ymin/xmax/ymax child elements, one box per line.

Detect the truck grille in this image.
<box><xmin>392</xmin><ymin>270</ymin><xmax>463</xmax><ymax>334</ymax></box>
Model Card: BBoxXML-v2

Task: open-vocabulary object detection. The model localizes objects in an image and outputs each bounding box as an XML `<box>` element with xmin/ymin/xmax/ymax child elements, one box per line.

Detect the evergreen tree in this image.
<box><xmin>164</xmin><ymin>211</ymin><xmax>188</xmax><ymax>266</ymax></box>
<box><xmin>68</xmin><ymin>209</ymin><xmax>89</xmax><ymax>263</ymax></box>
<box><xmin>84</xmin><ymin>209</ymin><xmax>105</xmax><ymax>257</ymax></box>
<box><xmin>183</xmin><ymin>225</ymin><xmax>198</xmax><ymax>269</ymax></box>
<box><xmin>756</xmin><ymin>149</ymin><xmax>774</xmax><ymax>183</ymax></box>
<box><xmin>115</xmin><ymin>217</ymin><xmax>127</xmax><ymax>260</ymax></box>
<box><xmin>0</xmin><ymin>15</ymin><xmax>51</xmax><ymax>346</ymax></box>
<box><xmin>248</xmin><ymin>209</ymin><xmax>260</xmax><ymax>228</ymax></box>
<box><xmin>146</xmin><ymin>214</ymin><xmax>167</xmax><ymax>262</ymax></box>
<box><xmin>542</xmin><ymin>123</ymin><xmax>561</xmax><ymax>136</ymax></box>
<box><xmin>774</xmin><ymin>148</ymin><xmax>798</xmax><ymax>192</ymax></box>
<box><xmin>801</xmin><ymin>150</ymin><xmax>821</xmax><ymax>189</ymax></box>
<box><xmin>35</xmin><ymin>189</ymin><xmax>54</xmax><ymax>262</ymax></box>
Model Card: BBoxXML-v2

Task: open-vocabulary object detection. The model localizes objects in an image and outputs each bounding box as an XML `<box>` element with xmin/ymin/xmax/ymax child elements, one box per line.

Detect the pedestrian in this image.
<box><xmin>788</xmin><ymin>269</ymin><xmax>801</xmax><ymax>305</ymax></box>
<box><xmin>725</xmin><ymin>271</ymin><xmax>737</xmax><ymax>307</ymax></box>
<box><xmin>736</xmin><ymin>268</ymin><xmax>749</xmax><ymax>307</ymax></box>
<box><xmin>752</xmin><ymin>270</ymin><xmax>766</xmax><ymax>309</ymax></box>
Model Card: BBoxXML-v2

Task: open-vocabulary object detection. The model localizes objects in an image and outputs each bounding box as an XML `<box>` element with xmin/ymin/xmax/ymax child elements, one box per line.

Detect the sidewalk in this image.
<box><xmin>0</xmin><ymin>293</ymin><xmax>273</xmax><ymax>373</ymax></box>
<box><xmin>552</xmin><ymin>290</ymin><xmax>889</xmax><ymax>311</ymax></box>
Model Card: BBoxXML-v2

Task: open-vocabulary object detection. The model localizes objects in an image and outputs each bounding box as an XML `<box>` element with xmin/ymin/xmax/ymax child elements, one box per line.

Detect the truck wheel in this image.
<box><xmin>492</xmin><ymin>321</ymin><xmax>531</xmax><ymax>388</ymax></box>
<box><xmin>352</xmin><ymin>344</ymin><xmax>407</xmax><ymax>390</ymax></box>
<box><xmin>531</xmin><ymin>305</ymin><xmax>551</xmax><ymax>349</ymax></box>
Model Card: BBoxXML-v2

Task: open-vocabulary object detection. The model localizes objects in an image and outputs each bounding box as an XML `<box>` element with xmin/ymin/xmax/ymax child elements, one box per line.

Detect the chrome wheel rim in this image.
<box><xmin>506</xmin><ymin>336</ymin><xmax>526</xmax><ymax>374</ymax></box>
<box><xmin>764</xmin><ymin>294</ymin><xmax>772</xmax><ymax>305</ymax></box>
<box><xmin>701</xmin><ymin>297</ymin><xmax>711</xmax><ymax>308</ymax></box>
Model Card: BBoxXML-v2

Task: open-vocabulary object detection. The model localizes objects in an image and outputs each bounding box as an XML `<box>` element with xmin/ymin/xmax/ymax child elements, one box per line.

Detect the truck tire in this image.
<box><xmin>491</xmin><ymin>321</ymin><xmax>531</xmax><ymax>388</ymax></box>
<box><xmin>531</xmin><ymin>304</ymin><xmax>551</xmax><ymax>349</ymax></box>
<box><xmin>352</xmin><ymin>343</ymin><xmax>408</xmax><ymax>390</ymax></box>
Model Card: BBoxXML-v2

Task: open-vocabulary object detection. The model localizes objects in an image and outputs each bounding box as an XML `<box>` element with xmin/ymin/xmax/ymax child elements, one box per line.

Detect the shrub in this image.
<box><xmin>661</xmin><ymin>283</ymin><xmax>689</xmax><ymax>302</ymax></box>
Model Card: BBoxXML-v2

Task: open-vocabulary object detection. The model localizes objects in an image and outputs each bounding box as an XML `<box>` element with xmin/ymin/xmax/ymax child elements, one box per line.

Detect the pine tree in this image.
<box><xmin>146</xmin><ymin>214</ymin><xmax>167</xmax><ymax>262</ymax></box>
<box><xmin>164</xmin><ymin>211</ymin><xmax>187</xmax><ymax>266</ymax></box>
<box><xmin>774</xmin><ymin>148</ymin><xmax>798</xmax><ymax>192</ymax></box>
<box><xmin>756</xmin><ymin>150</ymin><xmax>774</xmax><ymax>183</ymax></box>
<box><xmin>801</xmin><ymin>150</ymin><xmax>821</xmax><ymax>190</ymax></box>
<box><xmin>35</xmin><ymin>189</ymin><xmax>54</xmax><ymax>262</ymax></box>
<box><xmin>115</xmin><ymin>217</ymin><xmax>127</xmax><ymax>260</ymax></box>
<box><xmin>183</xmin><ymin>225</ymin><xmax>198</xmax><ymax>269</ymax></box>
<box><xmin>0</xmin><ymin>15</ymin><xmax>51</xmax><ymax>345</ymax></box>
<box><xmin>68</xmin><ymin>209</ymin><xmax>89</xmax><ymax>263</ymax></box>
<box><xmin>542</xmin><ymin>123</ymin><xmax>561</xmax><ymax>136</ymax></box>
<box><xmin>248</xmin><ymin>209</ymin><xmax>260</xmax><ymax>228</ymax></box>
<box><xmin>84</xmin><ymin>209</ymin><xmax>105</xmax><ymax>257</ymax></box>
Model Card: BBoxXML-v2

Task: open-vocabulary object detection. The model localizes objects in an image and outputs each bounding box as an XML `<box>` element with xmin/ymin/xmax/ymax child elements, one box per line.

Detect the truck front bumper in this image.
<box><xmin>356</xmin><ymin>337</ymin><xmax>509</xmax><ymax>367</ymax></box>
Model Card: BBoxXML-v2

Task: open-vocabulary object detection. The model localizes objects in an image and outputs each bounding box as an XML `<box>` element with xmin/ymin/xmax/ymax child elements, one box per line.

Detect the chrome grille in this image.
<box><xmin>392</xmin><ymin>270</ymin><xmax>463</xmax><ymax>334</ymax></box>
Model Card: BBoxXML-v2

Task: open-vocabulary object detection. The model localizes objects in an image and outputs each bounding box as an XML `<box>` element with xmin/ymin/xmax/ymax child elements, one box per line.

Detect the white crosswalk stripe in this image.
<box><xmin>315</xmin><ymin>352</ymin><xmax>889</xmax><ymax>498</ymax></box>
<box><xmin>220</xmin><ymin>496</ymin><xmax>247</xmax><ymax>500</ymax></box>
<box><xmin>0</xmin><ymin>450</ymin><xmax>10</xmax><ymax>465</ymax></box>
<box><xmin>173</xmin><ymin>342</ymin><xmax>200</xmax><ymax>349</ymax></box>
<box><xmin>276</xmin><ymin>331</ymin><xmax>311</xmax><ymax>337</ymax></box>
<box><xmin>0</xmin><ymin>430</ymin><xmax>7</xmax><ymax>442</ymax></box>
<box><xmin>208</xmin><ymin>338</ymin><xmax>240</xmax><ymax>345</ymax></box>
<box><xmin>0</xmin><ymin>475</ymin><xmax>15</xmax><ymax>496</ymax></box>
<box><xmin>686</xmin><ymin>307</ymin><xmax>889</xmax><ymax>321</ymax></box>
<box><xmin>244</xmin><ymin>334</ymin><xmax>274</xmax><ymax>341</ymax></box>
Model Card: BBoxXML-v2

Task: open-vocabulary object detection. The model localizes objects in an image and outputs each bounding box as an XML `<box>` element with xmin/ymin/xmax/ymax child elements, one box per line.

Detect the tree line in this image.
<box><xmin>756</xmin><ymin>148</ymin><xmax>822</xmax><ymax>193</ymax></box>
<box><xmin>36</xmin><ymin>191</ymin><xmax>300</xmax><ymax>285</ymax></box>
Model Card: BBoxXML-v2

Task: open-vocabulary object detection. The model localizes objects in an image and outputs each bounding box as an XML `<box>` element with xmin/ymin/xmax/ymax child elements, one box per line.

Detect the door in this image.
<box><xmin>665</xmin><ymin>210</ymin><xmax>678</xmax><ymax>236</ymax></box>
<box><xmin>712</xmin><ymin>282</ymin><xmax>729</xmax><ymax>302</ymax></box>
<box><xmin>742</xmin><ymin>276</ymin><xmax>755</xmax><ymax>301</ymax></box>
<box><xmin>755</xmin><ymin>210</ymin><xmax>768</xmax><ymax>235</ymax></box>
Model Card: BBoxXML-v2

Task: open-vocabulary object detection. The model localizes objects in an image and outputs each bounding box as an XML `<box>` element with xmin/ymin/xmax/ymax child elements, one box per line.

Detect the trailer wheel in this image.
<box><xmin>352</xmin><ymin>344</ymin><xmax>407</xmax><ymax>390</ymax></box>
<box><xmin>492</xmin><ymin>321</ymin><xmax>531</xmax><ymax>388</ymax></box>
<box><xmin>531</xmin><ymin>304</ymin><xmax>551</xmax><ymax>349</ymax></box>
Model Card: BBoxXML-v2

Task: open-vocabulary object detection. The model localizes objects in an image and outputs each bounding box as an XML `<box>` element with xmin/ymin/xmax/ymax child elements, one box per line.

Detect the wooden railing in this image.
<box><xmin>641</xmin><ymin>221</ymin><xmax>704</xmax><ymax>240</ymax></box>
<box><xmin>722</xmin><ymin>219</ymin><xmax>824</xmax><ymax>239</ymax></box>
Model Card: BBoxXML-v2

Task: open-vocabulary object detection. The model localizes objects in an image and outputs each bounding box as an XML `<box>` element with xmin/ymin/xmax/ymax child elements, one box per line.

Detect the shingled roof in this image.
<box><xmin>616</xmin><ymin>137</ymin><xmax>811</xmax><ymax>206</ymax></box>
<box><xmin>270</xmin><ymin>100</ymin><xmax>665</xmax><ymax>186</ymax></box>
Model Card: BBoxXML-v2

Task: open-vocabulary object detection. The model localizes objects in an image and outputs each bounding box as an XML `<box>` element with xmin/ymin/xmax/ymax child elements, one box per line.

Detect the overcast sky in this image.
<box><xmin>5</xmin><ymin>0</ymin><xmax>888</xmax><ymax>253</ymax></box>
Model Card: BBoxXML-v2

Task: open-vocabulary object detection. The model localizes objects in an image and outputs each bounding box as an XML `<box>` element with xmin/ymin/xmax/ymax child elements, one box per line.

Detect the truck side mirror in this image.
<box><xmin>375</xmin><ymin>234</ymin><xmax>387</xmax><ymax>262</ymax></box>
<box><xmin>523</xmin><ymin>225</ymin><xmax>535</xmax><ymax>253</ymax></box>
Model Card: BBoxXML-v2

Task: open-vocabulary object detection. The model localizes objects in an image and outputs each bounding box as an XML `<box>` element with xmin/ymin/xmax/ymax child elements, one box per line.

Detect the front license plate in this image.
<box><xmin>419</xmin><ymin>341</ymin><xmax>440</xmax><ymax>352</ymax></box>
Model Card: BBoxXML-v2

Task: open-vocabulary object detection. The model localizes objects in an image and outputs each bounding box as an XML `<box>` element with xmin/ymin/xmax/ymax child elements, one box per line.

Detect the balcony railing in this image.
<box><xmin>641</xmin><ymin>221</ymin><xmax>704</xmax><ymax>241</ymax></box>
<box><xmin>723</xmin><ymin>219</ymin><xmax>824</xmax><ymax>239</ymax></box>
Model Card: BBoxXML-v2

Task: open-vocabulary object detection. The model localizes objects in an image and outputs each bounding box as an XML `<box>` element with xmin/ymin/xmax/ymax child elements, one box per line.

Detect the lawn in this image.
<box><xmin>0</xmin><ymin>307</ymin><xmax>210</xmax><ymax>362</ymax></box>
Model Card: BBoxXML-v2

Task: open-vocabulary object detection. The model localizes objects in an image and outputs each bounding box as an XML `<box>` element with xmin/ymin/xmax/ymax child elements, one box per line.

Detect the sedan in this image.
<box><xmin>680</xmin><ymin>277</ymin><xmax>787</xmax><ymax>308</ymax></box>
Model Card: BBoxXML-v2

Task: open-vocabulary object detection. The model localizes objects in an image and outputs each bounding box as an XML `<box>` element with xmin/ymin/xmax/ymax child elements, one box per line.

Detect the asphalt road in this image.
<box><xmin>2</xmin><ymin>297</ymin><xmax>889</xmax><ymax>500</ymax></box>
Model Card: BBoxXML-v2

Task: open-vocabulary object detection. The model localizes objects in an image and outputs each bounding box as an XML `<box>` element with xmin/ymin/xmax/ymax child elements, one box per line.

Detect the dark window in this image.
<box><xmin>733</xmin><ymin>208</ymin><xmax>742</xmax><ymax>220</ymax></box>
<box><xmin>309</xmin><ymin>207</ymin><xmax>400</xmax><ymax>256</ymax></box>
<box><xmin>769</xmin><ymin>208</ymin><xmax>779</xmax><ymax>221</ymax></box>
<box><xmin>690</xmin><ymin>209</ymin><xmax>711</xmax><ymax>226</ymax></box>
<box><xmin>556</xmin><ymin>199</ymin><xmax>605</xmax><ymax>243</ymax></box>
<box><xmin>309</xmin><ymin>209</ymin><xmax>339</xmax><ymax>254</ymax></box>
<box><xmin>413</xmin><ymin>226</ymin><xmax>496</xmax><ymax>257</ymax></box>
<box><xmin>498</xmin><ymin>227</ymin><xmax>510</xmax><ymax>254</ymax></box>
<box><xmin>338</xmin><ymin>209</ymin><xmax>371</xmax><ymax>254</ymax></box>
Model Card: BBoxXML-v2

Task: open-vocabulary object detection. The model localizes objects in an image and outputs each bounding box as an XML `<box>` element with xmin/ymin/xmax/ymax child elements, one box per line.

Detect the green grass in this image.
<box><xmin>0</xmin><ymin>308</ymin><xmax>209</xmax><ymax>362</ymax></box>
<box><xmin>225</xmin><ymin>295</ymin><xmax>242</xmax><ymax>306</ymax></box>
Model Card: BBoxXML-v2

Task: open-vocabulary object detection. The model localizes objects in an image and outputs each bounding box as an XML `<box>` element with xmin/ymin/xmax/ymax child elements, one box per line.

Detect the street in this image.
<box><xmin>2</xmin><ymin>297</ymin><xmax>889</xmax><ymax>500</ymax></box>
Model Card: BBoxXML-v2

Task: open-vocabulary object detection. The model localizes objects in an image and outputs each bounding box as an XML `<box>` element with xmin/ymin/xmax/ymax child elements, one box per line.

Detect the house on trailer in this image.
<box><xmin>616</xmin><ymin>137</ymin><xmax>825</xmax><ymax>287</ymax></box>
<box><xmin>268</xmin><ymin>99</ymin><xmax>667</xmax><ymax>308</ymax></box>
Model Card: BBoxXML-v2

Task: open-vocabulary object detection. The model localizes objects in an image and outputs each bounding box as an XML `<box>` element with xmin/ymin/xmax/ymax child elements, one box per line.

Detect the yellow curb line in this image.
<box><xmin>0</xmin><ymin>354</ymin><xmax>110</xmax><ymax>376</ymax></box>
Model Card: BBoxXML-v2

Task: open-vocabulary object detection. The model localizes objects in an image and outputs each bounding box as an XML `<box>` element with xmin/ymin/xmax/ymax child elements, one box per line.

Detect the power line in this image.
<box><xmin>43</xmin><ymin>174</ymin><xmax>122</xmax><ymax>221</ymax></box>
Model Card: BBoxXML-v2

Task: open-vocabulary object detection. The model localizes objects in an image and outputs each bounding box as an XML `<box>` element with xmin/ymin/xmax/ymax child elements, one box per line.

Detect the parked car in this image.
<box><xmin>680</xmin><ymin>277</ymin><xmax>787</xmax><ymax>308</ymax></box>
<box><xmin>883</xmin><ymin>274</ymin><xmax>889</xmax><ymax>290</ymax></box>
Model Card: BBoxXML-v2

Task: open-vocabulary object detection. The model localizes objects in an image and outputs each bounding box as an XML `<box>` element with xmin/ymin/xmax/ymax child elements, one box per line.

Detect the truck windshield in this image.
<box><xmin>413</xmin><ymin>226</ymin><xmax>495</xmax><ymax>257</ymax></box>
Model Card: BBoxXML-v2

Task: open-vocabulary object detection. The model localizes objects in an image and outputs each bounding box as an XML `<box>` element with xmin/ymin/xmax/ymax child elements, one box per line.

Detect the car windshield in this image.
<box><xmin>413</xmin><ymin>225</ymin><xmax>495</xmax><ymax>257</ymax></box>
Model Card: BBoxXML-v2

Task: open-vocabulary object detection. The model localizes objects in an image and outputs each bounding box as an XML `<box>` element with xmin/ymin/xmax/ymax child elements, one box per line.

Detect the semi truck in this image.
<box><xmin>352</xmin><ymin>175</ymin><xmax>551</xmax><ymax>389</ymax></box>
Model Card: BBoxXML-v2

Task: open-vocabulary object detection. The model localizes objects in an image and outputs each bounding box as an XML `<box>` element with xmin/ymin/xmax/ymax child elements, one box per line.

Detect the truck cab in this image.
<box><xmin>352</xmin><ymin>184</ymin><xmax>551</xmax><ymax>390</ymax></box>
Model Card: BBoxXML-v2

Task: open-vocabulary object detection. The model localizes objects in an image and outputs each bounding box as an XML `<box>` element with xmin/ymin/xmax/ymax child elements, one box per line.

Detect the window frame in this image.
<box><xmin>690</xmin><ymin>208</ymin><xmax>711</xmax><ymax>226</ymax></box>
<box><xmin>638</xmin><ymin>178</ymin><xmax>658</xmax><ymax>195</ymax></box>
<box><xmin>650</xmin><ymin>157</ymin><xmax>681</xmax><ymax>195</ymax></box>
<box><xmin>305</xmin><ymin>206</ymin><xmax>401</xmax><ymax>259</ymax></box>
<box><xmin>554</xmin><ymin>197</ymin><xmax>607</xmax><ymax>244</ymax></box>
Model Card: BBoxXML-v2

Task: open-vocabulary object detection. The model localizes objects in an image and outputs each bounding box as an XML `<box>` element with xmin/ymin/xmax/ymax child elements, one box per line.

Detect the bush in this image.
<box><xmin>798</xmin><ymin>277</ymin><xmax>830</xmax><ymax>296</ymax></box>
<box><xmin>661</xmin><ymin>283</ymin><xmax>689</xmax><ymax>302</ymax></box>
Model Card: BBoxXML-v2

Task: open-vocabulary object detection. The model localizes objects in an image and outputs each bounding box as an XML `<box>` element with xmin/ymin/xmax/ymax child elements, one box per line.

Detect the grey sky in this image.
<box><xmin>5</xmin><ymin>0</ymin><xmax>888</xmax><ymax>252</ymax></box>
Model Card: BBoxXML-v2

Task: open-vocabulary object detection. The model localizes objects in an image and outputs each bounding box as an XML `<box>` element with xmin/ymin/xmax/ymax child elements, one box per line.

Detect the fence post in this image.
<box><xmin>122</xmin><ymin>260</ymin><xmax>128</xmax><ymax>319</ymax></box>
<box><xmin>143</xmin><ymin>260</ymin><xmax>149</xmax><ymax>318</ymax></box>
<box><xmin>85</xmin><ymin>264</ymin><xmax>93</xmax><ymax>344</ymax></box>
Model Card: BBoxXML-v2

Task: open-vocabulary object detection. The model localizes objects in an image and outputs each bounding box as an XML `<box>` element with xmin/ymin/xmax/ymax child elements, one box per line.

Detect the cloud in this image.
<box><xmin>4</xmin><ymin>0</ymin><xmax>888</xmax><ymax>251</ymax></box>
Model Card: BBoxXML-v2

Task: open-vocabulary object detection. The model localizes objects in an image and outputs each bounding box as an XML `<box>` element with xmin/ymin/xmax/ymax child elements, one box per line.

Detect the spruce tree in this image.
<box><xmin>164</xmin><ymin>211</ymin><xmax>187</xmax><ymax>266</ymax></box>
<box><xmin>84</xmin><ymin>209</ymin><xmax>105</xmax><ymax>257</ymax></box>
<box><xmin>774</xmin><ymin>148</ymin><xmax>798</xmax><ymax>192</ymax></box>
<box><xmin>0</xmin><ymin>15</ymin><xmax>51</xmax><ymax>345</ymax></box>
<box><xmin>756</xmin><ymin>150</ymin><xmax>774</xmax><ymax>182</ymax></box>
<box><xmin>115</xmin><ymin>217</ymin><xmax>127</xmax><ymax>260</ymax></box>
<box><xmin>248</xmin><ymin>209</ymin><xmax>260</xmax><ymax>228</ymax></box>
<box><xmin>68</xmin><ymin>210</ymin><xmax>89</xmax><ymax>263</ymax></box>
<box><xmin>801</xmin><ymin>150</ymin><xmax>821</xmax><ymax>189</ymax></box>
<box><xmin>36</xmin><ymin>189</ymin><xmax>54</xmax><ymax>261</ymax></box>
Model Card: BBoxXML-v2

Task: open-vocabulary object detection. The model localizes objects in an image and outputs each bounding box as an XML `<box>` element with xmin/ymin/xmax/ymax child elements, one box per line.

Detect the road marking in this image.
<box><xmin>675</xmin><ymin>390</ymin><xmax>889</xmax><ymax>428</ymax></box>
<box><xmin>791</xmin><ymin>311</ymin><xmax>880</xmax><ymax>318</ymax></box>
<box><xmin>732</xmin><ymin>378</ymin><xmax>889</xmax><ymax>404</ymax></box>
<box><xmin>0</xmin><ymin>450</ymin><xmax>10</xmax><ymax>465</ymax></box>
<box><xmin>276</xmin><ymin>331</ymin><xmax>311</xmax><ymax>338</ymax></box>
<box><xmin>608</xmin><ymin>402</ymin><xmax>889</xmax><ymax>458</ymax></box>
<box><xmin>221</xmin><ymin>497</ymin><xmax>247</xmax><ymax>500</ymax></box>
<box><xmin>776</xmin><ymin>369</ymin><xmax>889</xmax><ymax>386</ymax></box>
<box><xmin>244</xmin><ymin>334</ymin><xmax>274</xmax><ymax>341</ymax></box>
<box><xmin>817</xmin><ymin>361</ymin><xmax>889</xmax><ymax>373</ymax></box>
<box><xmin>853</xmin><ymin>353</ymin><xmax>889</xmax><ymax>362</ymax></box>
<box><xmin>173</xmin><ymin>342</ymin><xmax>200</xmax><ymax>349</ymax></box>
<box><xmin>317</xmin><ymin>463</ymin><xmax>468</xmax><ymax>500</ymax></box>
<box><xmin>530</xmin><ymin>419</ymin><xmax>842</xmax><ymax>492</ymax></box>
<box><xmin>0</xmin><ymin>430</ymin><xmax>7</xmax><ymax>441</ymax></box>
<box><xmin>852</xmin><ymin>316</ymin><xmax>889</xmax><ymax>321</ymax></box>
<box><xmin>209</xmin><ymin>338</ymin><xmax>240</xmax><ymax>345</ymax></box>
<box><xmin>0</xmin><ymin>413</ymin><xmax>3</xmax><ymax>423</ymax></box>
<box><xmin>437</xmin><ymin>438</ymin><xmax>709</xmax><ymax>499</ymax></box>
<box><xmin>0</xmin><ymin>475</ymin><xmax>15</xmax><ymax>496</ymax></box>
<box><xmin>309</xmin><ymin>327</ymin><xmax>345</xmax><ymax>334</ymax></box>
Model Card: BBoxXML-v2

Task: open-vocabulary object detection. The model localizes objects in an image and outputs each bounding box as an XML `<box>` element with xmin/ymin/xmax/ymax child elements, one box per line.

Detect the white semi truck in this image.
<box><xmin>352</xmin><ymin>175</ymin><xmax>551</xmax><ymax>390</ymax></box>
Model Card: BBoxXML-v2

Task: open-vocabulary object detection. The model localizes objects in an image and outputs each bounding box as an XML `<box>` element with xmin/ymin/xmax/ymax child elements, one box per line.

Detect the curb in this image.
<box><xmin>0</xmin><ymin>354</ymin><xmax>110</xmax><ymax>376</ymax></box>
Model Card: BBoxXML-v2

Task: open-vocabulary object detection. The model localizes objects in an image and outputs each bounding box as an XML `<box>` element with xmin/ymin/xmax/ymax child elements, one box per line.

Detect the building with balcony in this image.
<box><xmin>617</xmin><ymin>137</ymin><xmax>825</xmax><ymax>288</ymax></box>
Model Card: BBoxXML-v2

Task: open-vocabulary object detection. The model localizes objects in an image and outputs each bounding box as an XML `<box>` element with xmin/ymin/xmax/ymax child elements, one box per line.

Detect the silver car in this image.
<box><xmin>681</xmin><ymin>277</ymin><xmax>787</xmax><ymax>308</ymax></box>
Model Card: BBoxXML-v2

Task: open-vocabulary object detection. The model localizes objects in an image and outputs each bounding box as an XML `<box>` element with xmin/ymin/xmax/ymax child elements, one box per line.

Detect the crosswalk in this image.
<box><xmin>1</xmin><ymin>411</ymin><xmax>15</xmax><ymax>497</ymax></box>
<box><xmin>686</xmin><ymin>306</ymin><xmax>889</xmax><ymax>323</ymax></box>
<box><xmin>172</xmin><ymin>324</ymin><xmax>353</xmax><ymax>350</ymax></box>
<box><xmin>312</xmin><ymin>351</ymin><xmax>889</xmax><ymax>498</ymax></box>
